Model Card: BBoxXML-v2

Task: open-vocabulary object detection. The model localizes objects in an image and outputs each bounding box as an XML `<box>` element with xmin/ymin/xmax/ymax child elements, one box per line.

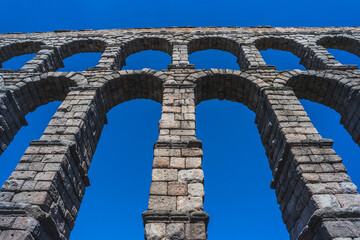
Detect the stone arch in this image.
<box><xmin>0</xmin><ymin>72</ymin><xmax>81</xmax><ymax>155</ymax></box>
<box><xmin>317</xmin><ymin>35</ymin><xmax>360</xmax><ymax>57</ymax></box>
<box><xmin>285</xmin><ymin>71</ymin><xmax>360</xmax><ymax>146</ymax></box>
<box><xmin>95</xmin><ymin>69</ymin><xmax>164</xmax><ymax>111</ymax></box>
<box><xmin>187</xmin><ymin>37</ymin><xmax>243</xmax><ymax>68</ymax></box>
<box><xmin>0</xmin><ymin>41</ymin><xmax>44</xmax><ymax>69</ymax></box>
<box><xmin>254</xmin><ymin>36</ymin><xmax>326</xmax><ymax>70</ymax></box>
<box><xmin>316</xmin><ymin>35</ymin><xmax>360</xmax><ymax>69</ymax></box>
<box><xmin>192</xmin><ymin>72</ymin><xmax>358</xmax><ymax>239</ymax></box>
<box><xmin>54</xmin><ymin>39</ymin><xmax>107</xmax><ymax>71</ymax></box>
<box><xmin>115</xmin><ymin>37</ymin><xmax>172</xmax><ymax>70</ymax></box>
<box><xmin>59</xmin><ymin>39</ymin><xmax>107</xmax><ymax>60</ymax></box>
<box><xmin>0</xmin><ymin>71</ymin><xmax>164</xmax><ymax>239</ymax></box>
<box><xmin>190</xmin><ymin>70</ymin><xmax>269</xmax><ymax>111</ymax></box>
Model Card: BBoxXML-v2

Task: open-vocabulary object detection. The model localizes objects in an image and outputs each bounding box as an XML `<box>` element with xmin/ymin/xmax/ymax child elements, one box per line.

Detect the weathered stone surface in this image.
<box><xmin>188</xmin><ymin>183</ymin><xmax>204</xmax><ymax>197</ymax></box>
<box><xmin>166</xmin><ymin>223</ymin><xmax>185</xmax><ymax>240</ymax></box>
<box><xmin>177</xmin><ymin>196</ymin><xmax>203</xmax><ymax>211</ymax></box>
<box><xmin>150</xmin><ymin>182</ymin><xmax>167</xmax><ymax>195</ymax></box>
<box><xmin>148</xmin><ymin>196</ymin><xmax>176</xmax><ymax>210</ymax></box>
<box><xmin>185</xmin><ymin>223</ymin><xmax>207</xmax><ymax>240</ymax></box>
<box><xmin>152</xmin><ymin>169</ymin><xmax>178</xmax><ymax>181</ymax></box>
<box><xmin>0</xmin><ymin>27</ymin><xmax>360</xmax><ymax>240</ymax></box>
<box><xmin>170</xmin><ymin>157</ymin><xmax>185</xmax><ymax>169</ymax></box>
<box><xmin>145</xmin><ymin>223</ymin><xmax>166</xmax><ymax>240</ymax></box>
<box><xmin>168</xmin><ymin>182</ymin><xmax>187</xmax><ymax>196</ymax></box>
<box><xmin>185</xmin><ymin>157</ymin><xmax>202</xmax><ymax>169</ymax></box>
<box><xmin>178</xmin><ymin>170</ymin><xmax>204</xmax><ymax>183</ymax></box>
<box><xmin>12</xmin><ymin>192</ymin><xmax>52</xmax><ymax>210</ymax></box>
<box><xmin>153</xmin><ymin>157</ymin><xmax>169</xmax><ymax>168</ymax></box>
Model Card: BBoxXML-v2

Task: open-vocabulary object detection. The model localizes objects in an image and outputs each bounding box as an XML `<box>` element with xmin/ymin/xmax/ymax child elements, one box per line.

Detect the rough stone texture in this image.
<box><xmin>0</xmin><ymin>26</ymin><xmax>359</xmax><ymax>239</ymax></box>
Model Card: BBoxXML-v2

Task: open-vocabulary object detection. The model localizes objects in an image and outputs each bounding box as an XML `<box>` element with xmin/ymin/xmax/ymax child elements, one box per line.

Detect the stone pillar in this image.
<box><xmin>256</xmin><ymin>86</ymin><xmax>360</xmax><ymax>240</ymax></box>
<box><xmin>0</xmin><ymin>89</ymin><xmax>28</xmax><ymax>155</ymax></box>
<box><xmin>0</xmin><ymin>87</ymin><xmax>106</xmax><ymax>239</ymax></box>
<box><xmin>168</xmin><ymin>43</ymin><xmax>195</xmax><ymax>70</ymax></box>
<box><xmin>239</xmin><ymin>43</ymin><xmax>275</xmax><ymax>70</ymax></box>
<box><xmin>93</xmin><ymin>45</ymin><xmax>122</xmax><ymax>71</ymax></box>
<box><xmin>305</xmin><ymin>44</ymin><xmax>358</xmax><ymax>70</ymax></box>
<box><xmin>143</xmin><ymin>83</ymin><xmax>208</xmax><ymax>240</ymax></box>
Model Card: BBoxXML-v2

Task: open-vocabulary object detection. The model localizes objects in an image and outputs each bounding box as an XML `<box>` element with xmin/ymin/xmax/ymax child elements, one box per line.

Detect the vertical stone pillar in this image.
<box><xmin>168</xmin><ymin>43</ymin><xmax>195</xmax><ymax>70</ymax></box>
<box><xmin>143</xmin><ymin>83</ymin><xmax>208</xmax><ymax>240</ymax></box>
<box><xmin>305</xmin><ymin>44</ymin><xmax>358</xmax><ymax>70</ymax></box>
<box><xmin>93</xmin><ymin>45</ymin><xmax>122</xmax><ymax>71</ymax></box>
<box><xmin>0</xmin><ymin>87</ymin><xmax>106</xmax><ymax>239</ymax></box>
<box><xmin>0</xmin><ymin>89</ymin><xmax>28</xmax><ymax>155</ymax></box>
<box><xmin>256</xmin><ymin>86</ymin><xmax>360</xmax><ymax>240</ymax></box>
<box><xmin>239</xmin><ymin>43</ymin><xmax>275</xmax><ymax>70</ymax></box>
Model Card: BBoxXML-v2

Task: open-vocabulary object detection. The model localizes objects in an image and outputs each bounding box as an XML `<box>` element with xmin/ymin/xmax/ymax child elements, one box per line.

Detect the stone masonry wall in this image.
<box><xmin>0</xmin><ymin>26</ymin><xmax>359</xmax><ymax>239</ymax></box>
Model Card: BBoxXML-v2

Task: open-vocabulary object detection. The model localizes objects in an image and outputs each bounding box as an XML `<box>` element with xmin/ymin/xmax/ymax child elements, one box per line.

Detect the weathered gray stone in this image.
<box><xmin>188</xmin><ymin>183</ymin><xmax>204</xmax><ymax>197</ymax></box>
<box><xmin>145</xmin><ymin>223</ymin><xmax>166</xmax><ymax>240</ymax></box>
<box><xmin>152</xmin><ymin>169</ymin><xmax>178</xmax><ymax>181</ymax></box>
<box><xmin>178</xmin><ymin>169</ymin><xmax>204</xmax><ymax>183</ymax></box>
<box><xmin>166</xmin><ymin>223</ymin><xmax>185</xmax><ymax>240</ymax></box>
<box><xmin>0</xmin><ymin>27</ymin><xmax>360</xmax><ymax>240</ymax></box>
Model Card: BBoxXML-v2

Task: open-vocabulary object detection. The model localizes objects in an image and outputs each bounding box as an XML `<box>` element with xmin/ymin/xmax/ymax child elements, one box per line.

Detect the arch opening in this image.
<box><xmin>326</xmin><ymin>49</ymin><xmax>360</xmax><ymax>69</ymax></box>
<box><xmin>122</xmin><ymin>50</ymin><xmax>171</xmax><ymax>70</ymax></box>
<box><xmin>57</xmin><ymin>52</ymin><xmax>103</xmax><ymax>71</ymax></box>
<box><xmin>317</xmin><ymin>36</ymin><xmax>360</xmax><ymax>58</ymax></box>
<box><xmin>188</xmin><ymin>37</ymin><xmax>242</xmax><ymax>69</ymax></box>
<box><xmin>0</xmin><ymin>101</ymin><xmax>61</xmax><ymax>189</ymax></box>
<box><xmin>189</xmin><ymin>49</ymin><xmax>240</xmax><ymax>70</ymax></box>
<box><xmin>300</xmin><ymin>99</ymin><xmax>360</xmax><ymax>187</ymax></box>
<box><xmin>260</xmin><ymin>49</ymin><xmax>306</xmax><ymax>70</ymax></box>
<box><xmin>57</xmin><ymin>39</ymin><xmax>107</xmax><ymax>71</ymax></box>
<box><xmin>70</xmin><ymin>99</ymin><xmax>161</xmax><ymax>239</ymax></box>
<box><xmin>196</xmin><ymin>99</ymin><xmax>288</xmax><ymax>239</ymax></box>
<box><xmin>119</xmin><ymin>37</ymin><xmax>172</xmax><ymax>70</ymax></box>
<box><xmin>0</xmin><ymin>74</ymin><xmax>77</xmax><ymax>156</ymax></box>
<box><xmin>316</xmin><ymin>36</ymin><xmax>360</xmax><ymax>69</ymax></box>
<box><xmin>1</xmin><ymin>54</ymin><xmax>36</xmax><ymax>70</ymax></box>
<box><xmin>286</xmin><ymin>73</ymin><xmax>360</xmax><ymax>150</ymax></box>
<box><xmin>255</xmin><ymin>37</ymin><xmax>313</xmax><ymax>70</ymax></box>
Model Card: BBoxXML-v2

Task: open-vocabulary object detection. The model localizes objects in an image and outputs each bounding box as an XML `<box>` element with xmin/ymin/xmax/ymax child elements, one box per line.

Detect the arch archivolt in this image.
<box><xmin>316</xmin><ymin>35</ymin><xmax>360</xmax><ymax>58</ymax></box>
<box><xmin>0</xmin><ymin>40</ymin><xmax>44</xmax><ymax>69</ymax></box>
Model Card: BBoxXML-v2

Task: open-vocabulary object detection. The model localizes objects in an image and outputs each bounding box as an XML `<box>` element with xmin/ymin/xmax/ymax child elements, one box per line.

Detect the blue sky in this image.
<box><xmin>0</xmin><ymin>0</ymin><xmax>360</xmax><ymax>239</ymax></box>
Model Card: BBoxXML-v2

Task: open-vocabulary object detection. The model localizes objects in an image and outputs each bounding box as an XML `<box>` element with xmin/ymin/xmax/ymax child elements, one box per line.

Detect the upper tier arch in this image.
<box><xmin>285</xmin><ymin>71</ymin><xmax>360</xmax><ymax>146</ymax></box>
<box><xmin>0</xmin><ymin>72</ymin><xmax>85</xmax><ymax>155</ymax></box>
<box><xmin>317</xmin><ymin>35</ymin><xmax>360</xmax><ymax>58</ymax></box>
<box><xmin>0</xmin><ymin>41</ymin><xmax>43</xmax><ymax>69</ymax></box>
<box><xmin>118</xmin><ymin>37</ymin><xmax>173</xmax><ymax>70</ymax></box>
<box><xmin>254</xmin><ymin>36</ymin><xmax>324</xmax><ymax>70</ymax></box>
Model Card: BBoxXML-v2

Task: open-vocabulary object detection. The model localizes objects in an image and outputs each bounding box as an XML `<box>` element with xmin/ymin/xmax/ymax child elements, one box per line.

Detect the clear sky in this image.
<box><xmin>0</xmin><ymin>0</ymin><xmax>360</xmax><ymax>239</ymax></box>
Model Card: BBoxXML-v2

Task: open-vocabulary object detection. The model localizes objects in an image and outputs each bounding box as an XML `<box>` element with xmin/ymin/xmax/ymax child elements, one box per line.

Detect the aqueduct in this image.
<box><xmin>0</xmin><ymin>27</ymin><xmax>360</xmax><ymax>239</ymax></box>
